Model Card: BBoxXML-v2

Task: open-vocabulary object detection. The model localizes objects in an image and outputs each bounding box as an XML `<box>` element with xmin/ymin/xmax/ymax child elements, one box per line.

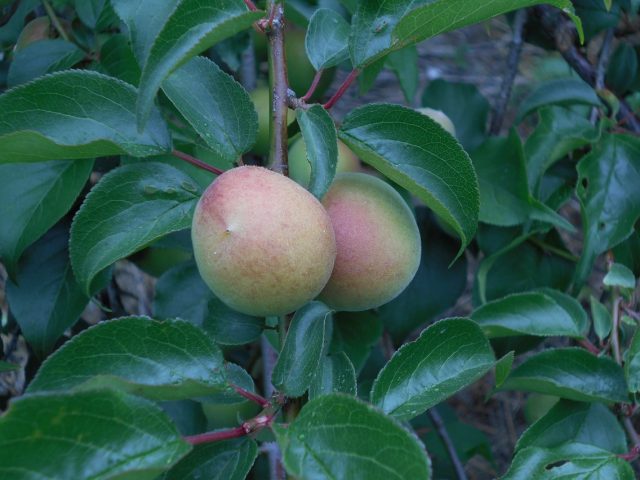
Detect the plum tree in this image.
<box><xmin>288</xmin><ymin>138</ymin><xmax>361</xmax><ymax>188</ymax></box>
<box><xmin>319</xmin><ymin>173</ymin><xmax>421</xmax><ymax>311</ymax></box>
<box><xmin>191</xmin><ymin>166</ymin><xmax>336</xmax><ymax>317</ymax></box>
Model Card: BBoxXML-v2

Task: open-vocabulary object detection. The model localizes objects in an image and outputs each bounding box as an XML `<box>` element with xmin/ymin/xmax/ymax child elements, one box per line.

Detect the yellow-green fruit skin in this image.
<box><xmin>288</xmin><ymin>139</ymin><xmax>361</xmax><ymax>188</ymax></box>
<box><xmin>192</xmin><ymin>166</ymin><xmax>337</xmax><ymax>317</ymax></box>
<box><xmin>416</xmin><ymin>107</ymin><xmax>456</xmax><ymax>136</ymax></box>
<box><xmin>319</xmin><ymin>173</ymin><xmax>421</xmax><ymax>311</ymax></box>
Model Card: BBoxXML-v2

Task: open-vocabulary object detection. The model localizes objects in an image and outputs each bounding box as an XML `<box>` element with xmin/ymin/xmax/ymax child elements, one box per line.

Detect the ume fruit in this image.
<box><xmin>192</xmin><ymin>166</ymin><xmax>336</xmax><ymax>317</ymax></box>
<box><xmin>319</xmin><ymin>173</ymin><xmax>421</xmax><ymax>311</ymax></box>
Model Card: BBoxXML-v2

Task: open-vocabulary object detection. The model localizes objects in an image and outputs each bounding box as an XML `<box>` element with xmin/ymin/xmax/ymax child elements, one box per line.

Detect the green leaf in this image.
<box><xmin>625</xmin><ymin>330</ymin><xmax>640</xmax><ymax>393</ymax></box>
<box><xmin>305</xmin><ymin>8</ymin><xmax>350</xmax><ymax>70</ymax></box>
<box><xmin>160</xmin><ymin>400</ymin><xmax>207</xmax><ymax>436</ymax></box>
<box><xmin>309</xmin><ymin>352</ymin><xmax>357</xmax><ymax>399</ymax></box>
<box><xmin>203</xmin><ymin>296</ymin><xmax>265</xmax><ymax>346</ymax></box>
<box><xmin>296</xmin><ymin>104</ymin><xmax>338</xmax><ymax>199</ymax></box>
<box><xmin>280</xmin><ymin>394</ymin><xmax>431</xmax><ymax>480</ymax></box>
<box><xmin>162</xmin><ymin>56</ymin><xmax>258</xmax><ymax>163</ymax></box>
<box><xmin>339</xmin><ymin>103</ymin><xmax>479</xmax><ymax>254</ymax></box>
<box><xmin>575</xmin><ymin>134</ymin><xmax>640</xmax><ymax>287</ymax></box>
<box><xmin>272</xmin><ymin>302</ymin><xmax>333</xmax><ymax>397</ymax></box>
<box><xmin>0</xmin><ymin>389</ymin><xmax>191</xmax><ymax>480</ymax></box>
<box><xmin>331</xmin><ymin>311</ymin><xmax>383</xmax><ymax>373</ymax></box>
<box><xmin>6</xmin><ymin>226</ymin><xmax>88</xmax><ymax>357</ymax></box>
<box><xmin>154</xmin><ymin>261</ymin><xmax>212</xmax><ymax>325</ymax></box>
<box><xmin>590</xmin><ymin>295</ymin><xmax>612</xmax><ymax>342</ymax></box>
<box><xmin>0</xmin><ymin>361</ymin><xmax>19</xmax><ymax>372</ymax></box>
<box><xmin>117</xmin><ymin>0</ymin><xmax>262</xmax><ymax>127</ymax></box>
<box><xmin>27</xmin><ymin>316</ymin><xmax>228</xmax><ymax>400</ymax></box>
<box><xmin>100</xmin><ymin>34</ymin><xmax>142</xmax><ymax>86</ymax></box>
<box><xmin>163</xmin><ymin>438</ymin><xmax>257</xmax><ymax>480</ymax></box>
<box><xmin>471</xmin><ymin>290</ymin><xmax>588</xmax><ymax>338</ymax></box>
<box><xmin>606</xmin><ymin>43</ymin><xmax>639</xmax><ymax>94</ymax></box>
<box><xmin>0</xmin><ymin>70</ymin><xmax>171</xmax><ymax>163</ymax></box>
<box><xmin>517</xmin><ymin>78</ymin><xmax>600</xmax><ymax>122</ymax></box>
<box><xmin>371</xmin><ymin>318</ymin><xmax>495</xmax><ymax>420</ymax></box>
<box><xmin>70</xmin><ymin>162</ymin><xmax>200</xmax><ymax>295</ymax></box>
<box><xmin>422</xmin><ymin>79</ymin><xmax>489</xmax><ymax>152</ymax></box>
<box><xmin>75</xmin><ymin>0</ymin><xmax>105</xmax><ymax>28</ymax></box>
<box><xmin>495</xmin><ymin>351</ymin><xmax>514</xmax><ymax>388</ymax></box>
<box><xmin>392</xmin><ymin>1</ymin><xmax>583</xmax><ymax>60</ymax></box>
<box><xmin>0</xmin><ymin>159</ymin><xmax>93</xmax><ymax>275</ymax></box>
<box><xmin>7</xmin><ymin>39</ymin><xmax>84</xmax><ymax>87</ymax></box>
<box><xmin>603</xmin><ymin>263</ymin><xmax>636</xmax><ymax>290</ymax></box>
<box><xmin>499</xmin><ymin>347</ymin><xmax>629</xmax><ymax>403</ymax></box>
<box><xmin>516</xmin><ymin>400</ymin><xmax>627</xmax><ymax>454</ymax></box>
<box><xmin>524</xmin><ymin>106</ymin><xmax>600</xmax><ymax>192</ymax></box>
<box><xmin>385</xmin><ymin>45</ymin><xmax>418</xmax><ymax>104</ymax></box>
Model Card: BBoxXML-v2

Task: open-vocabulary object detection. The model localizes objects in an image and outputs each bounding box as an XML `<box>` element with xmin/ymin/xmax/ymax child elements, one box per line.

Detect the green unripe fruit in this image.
<box><xmin>319</xmin><ymin>173</ymin><xmax>421</xmax><ymax>311</ymax></box>
<box><xmin>416</xmin><ymin>107</ymin><xmax>456</xmax><ymax>136</ymax></box>
<box><xmin>288</xmin><ymin>139</ymin><xmax>361</xmax><ymax>188</ymax></box>
<box><xmin>192</xmin><ymin>166</ymin><xmax>336</xmax><ymax>316</ymax></box>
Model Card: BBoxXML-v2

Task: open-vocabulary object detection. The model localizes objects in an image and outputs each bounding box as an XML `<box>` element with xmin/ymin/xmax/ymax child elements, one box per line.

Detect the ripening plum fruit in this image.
<box><xmin>192</xmin><ymin>166</ymin><xmax>336</xmax><ymax>316</ymax></box>
<box><xmin>319</xmin><ymin>173</ymin><xmax>421</xmax><ymax>311</ymax></box>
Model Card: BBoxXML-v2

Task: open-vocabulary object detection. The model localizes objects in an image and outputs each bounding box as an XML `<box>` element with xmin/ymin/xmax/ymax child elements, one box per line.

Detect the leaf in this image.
<box><xmin>377</xmin><ymin>208</ymin><xmax>468</xmax><ymax>342</ymax></box>
<box><xmin>162</xmin><ymin>56</ymin><xmax>258</xmax><ymax>163</ymax></box>
<box><xmin>117</xmin><ymin>0</ymin><xmax>263</xmax><ymax>127</ymax></box>
<box><xmin>272</xmin><ymin>302</ymin><xmax>333</xmax><ymax>397</ymax></box>
<box><xmin>499</xmin><ymin>347</ymin><xmax>629</xmax><ymax>403</ymax></box>
<box><xmin>516</xmin><ymin>400</ymin><xmax>627</xmax><ymax>454</ymax></box>
<box><xmin>0</xmin><ymin>70</ymin><xmax>171</xmax><ymax>163</ymax></box>
<box><xmin>7</xmin><ymin>39</ymin><xmax>84</xmax><ymax>87</ymax></box>
<box><xmin>75</xmin><ymin>0</ymin><xmax>106</xmax><ymax>28</ymax></box>
<box><xmin>495</xmin><ymin>351</ymin><xmax>514</xmax><ymax>388</ymax></box>
<box><xmin>331</xmin><ymin>311</ymin><xmax>383</xmax><ymax>373</ymax></box>
<box><xmin>625</xmin><ymin>330</ymin><xmax>640</xmax><ymax>393</ymax></box>
<box><xmin>27</xmin><ymin>316</ymin><xmax>228</xmax><ymax>400</ymax></box>
<box><xmin>0</xmin><ymin>389</ymin><xmax>190</xmax><ymax>480</ymax></box>
<box><xmin>392</xmin><ymin>1</ymin><xmax>583</xmax><ymax>60</ymax></box>
<box><xmin>386</xmin><ymin>45</ymin><xmax>418</xmax><ymax>103</ymax></box>
<box><xmin>339</xmin><ymin>103</ymin><xmax>479</xmax><ymax>254</ymax></box>
<box><xmin>604</xmin><ymin>263</ymin><xmax>636</xmax><ymax>290</ymax></box>
<box><xmin>160</xmin><ymin>400</ymin><xmax>207</xmax><ymax>436</ymax></box>
<box><xmin>305</xmin><ymin>8</ymin><xmax>350</xmax><ymax>70</ymax></box>
<box><xmin>296</xmin><ymin>104</ymin><xmax>338</xmax><ymax>199</ymax></box>
<box><xmin>0</xmin><ymin>361</ymin><xmax>19</xmax><ymax>372</ymax></box>
<box><xmin>516</xmin><ymin>78</ymin><xmax>600</xmax><ymax>122</ymax></box>
<box><xmin>371</xmin><ymin>318</ymin><xmax>495</xmax><ymax>420</ymax></box>
<box><xmin>590</xmin><ymin>295</ymin><xmax>612</xmax><ymax>342</ymax></box>
<box><xmin>0</xmin><ymin>159</ymin><xmax>93</xmax><ymax>275</ymax></box>
<box><xmin>70</xmin><ymin>162</ymin><xmax>200</xmax><ymax>294</ymax></box>
<box><xmin>163</xmin><ymin>438</ymin><xmax>257</xmax><ymax>480</ymax></box>
<box><xmin>606</xmin><ymin>43</ymin><xmax>639</xmax><ymax>95</ymax></box>
<box><xmin>471</xmin><ymin>290</ymin><xmax>588</xmax><ymax>338</ymax></box>
<box><xmin>6</xmin><ymin>226</ymin><xmax>88</xmax><ymax>357</ymax></box>
<box><xmin>203</xmin><ymin>296</ymin><xmax>265</xmax><ymax>346</ymax></box>
<box><xmin>422</xmin><ymin>79</ymin><xmax>490</xmax><ymax>152</ymax></box>
<box><xmin>279</xmin><ymin>394</ymin><xmax>431</xmax><ymax>480</ymax></box>
<box><xmin>154</xmin><ymin>261</ymin><xmax>212</xmax><ymax>326</ymax></box>
<box><xmin>575</xmin><ymin>134</ymin><xmax>640</xmax><ymax>287</ymax></box>
<box><xmin>309</xmin><ymin>352</ymin><xmax>357</xmax><ymax>399</ymax></box>
<box><xmin>100</xmin><ymin>34</ymin><xmax>142</xmax><ymax>86</ymax></box>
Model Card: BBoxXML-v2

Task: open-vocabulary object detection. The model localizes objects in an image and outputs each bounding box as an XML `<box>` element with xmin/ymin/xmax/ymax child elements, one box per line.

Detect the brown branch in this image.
<box><xmin>578</xmin><ymin>338</ymin><xmax>600</xmax><ymax>355</ymax></box>
<box><xmin>185</xmin><ymin>413</ymin><xmax>274</xmax><ymax>445</ymax></box>
<box><xmin>590</xmin><ymin>28</ymin><xmax>615</xmax><ymax>124</ymax></box>
<box><xmin>230</xmin><ymin>383</ymin><xmax>270</xmax><ymax>408</ymax></box>
<box><xmin>323</xmin><ymin>69</ymin><xmax>360</xmax><ymax>110</ymax></box>
<box><xmin>171</xmin><ymin>149</ymin><xmax>224</xmax><ymax>175</ymax></box>
<box><xmin>266</xmin><ymin>2</ymin><xmax>289</xmax><ymax>175</ymax></box>
<box><xmin>490</xmin><ymin>8</ymin><xmax>528</xmax><ymax>135</ymax></box>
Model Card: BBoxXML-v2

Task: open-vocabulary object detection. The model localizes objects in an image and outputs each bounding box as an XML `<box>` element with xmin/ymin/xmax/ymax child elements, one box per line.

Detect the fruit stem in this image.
<box><xmin>243</xmin><ymin>0</ymin><xmax>258</xmax><ymax>11</ymax></box>
<box><xmin>301</xmin><ymin>69</ymin><xmax>324</xmax><ymax>102</ymax></box>
<box><xmin>266</xmin><ymin>1</ymin><xmax>289</xmax><ymax>176</ymax></box>
<box><xmin>323</xmin><ymin>68</ymin><xmax>360</xmax><ymax>110</ymax></box>
<box><xmin>171</xmin><ymin>149</ymin><xmax>224</xmax><ymax>175</ymax></box>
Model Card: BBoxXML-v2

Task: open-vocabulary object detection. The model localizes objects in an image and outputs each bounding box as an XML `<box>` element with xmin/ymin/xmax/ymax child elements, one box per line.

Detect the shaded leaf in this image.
<box><xmin>386</xmin><ymin>45</ymin><xmax>418</xmax><ymax>103</ymax></box>
<box><xmin>100</xmin><ymin>34</ymin><xmax>142</xmax><ymax>86</ymax></box>
<box><xmin>309</xmin><ymin>352</ymin><xmax>357</xmax><ymax>399</ymax></box>
<box><xmin>305</xmin><ymin>8</ymin><xmax>350</xmax><ymax>70</ymax></box>
<box><xmin>603</xmin><ymin>263</ymin><xmax>636</xmax><ymax>290</ymax></box>
<box><xmin>331</xmin><ymin>311</ymin><xmax>383</xmax><ymax>373</ymax></box>
<box><xmin>7</xmin><ymin>39</ymin><xmax>84</xmax><ymax>87</ymax></box>
<box><xmin>625</xmin><ymin>330</ymin><xmax>640</xmax><ymax>393</ymax></box>
<box><xmin>203</xmin><ymin>296</ymin><xmax>265</xmax><ymax>346</ymax></box>
<box><xmin>495</xmin><ymin>351</ymin><xmax>514</xmax><ymax>388</ymax></box>
<box><xmin>517</xmin><ymin>78</ymin><xmax>600</xmax><ymax>122</ymax></box>
<box><xmin>590</xmin><ymin>295</ymin><xmax>612</xmax><ymax>342</ymax></box>
<box><xmin>154</xmin><ymin>261</ymin><xmax>211</xmax><ymax>326</ymax></box>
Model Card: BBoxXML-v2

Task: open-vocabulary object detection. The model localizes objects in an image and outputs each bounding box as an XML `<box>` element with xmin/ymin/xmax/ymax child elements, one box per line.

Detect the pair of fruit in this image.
<box><xmin>191</xmin><ymin>166</ymin><xmax>421</xmax><ymax>317</ymax></box>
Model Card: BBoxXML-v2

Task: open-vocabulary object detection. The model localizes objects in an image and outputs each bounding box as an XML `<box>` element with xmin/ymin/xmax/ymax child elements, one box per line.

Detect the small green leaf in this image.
<box><xmin>471</xmin><ymin>290</ymin><xmax>588</xmax><ymax>338</ymax></box>
<box><xmin>75</xmin><ymin>0</ymin><xmax>106</xmax><ymax>28</ymax></box>
<box><xmin>27</xmin><ymin>316</ymin><xmax>228</xmax><ymax>400</ymax></box>
<box><xmin>7</xmin><ymin>39</ymin><xmax>84</xmax><ymax>87</ymax></box>
<box><xmin>309</xmin><ymin>352</ymin><xmax>357</xmax><ymax>399</ymax></box>
<box><xmin>499</xmin><ymin>347</ymin><xmax>629</xmax><ymax>403</ymax></box>
<box><xmin>6</xmin><ymin>226</ymin><xmax>88</xmax><ymax>357</ymax></box>
<box><xmin>163</xmin><ymin>438</ymin><xmax>257</xmax><ymax>480</ymax></box>
<box><xmin>305</xmin><ymin>8</ymin><xmax>350</xmax><ymax>70</ymax></box>
<box><xmin>339</xmin><ymin>103</ymin><xmax>479</xmax><ymax>254</ymax></box>
<box><xmin>590</xmin><ymin>295</ymin><xmax>612</xmax><ymax>342</ymax></box>
<box><xmin>296</xmin><ymin>104</ymin><xmax>338</xmax><ymax>199</ymax></box>
<box><xmin>625</xmin><ymin>330</ymin><xmax>640</xmax><ymax>393</ymax></box>
<box><xmin>604</xmin><ymin>263</ymin><xmax>636</xmax><ymax>290</ymax></box>
<box><xmin>280</xmin><ymin>394</ymin><xmax>431</xmax><ymax>480</ymax></box>
<box><xmin>162</xmin><ymin>56</ymin><xmax>258</xmax><ymax>163</ymax></box>
<box><xmin>154</xmin><ymin>261</ymin><xmax>212</xmax><ymax>326</ymax></box>
<box><xmin>0</xmin><ymin>389</ymin><xmax>191</xmax><ymax>479</ymax></box>
<box><xmin>371</xmin><ymin>318</ymin><xmax>495</xmax><ymax>420</ymax></box>
<box><xmin>386</xmin><ymin>45</ymin><xmax>419</xmax><ymax>104</ymax></box>
<box><xmin>0</xmin><ymin>70</ymin><xmax>171</xmax><ymax>163</ymax></box>
<box><xmin>606</xmin><ymin>43</ymin><xmax>639</xmax><ymax>95</ymax></box>
<box><xmin>70</xmin><ymin>162</ymin><xmax>200</xmax><ymax>295</ymax></box>
<box><xmin>516</xmin><ymin>78</ymin><xmax>600</xmax><ymax>122</ymax></box>
<box><xmin>495</xmin><ymin>351</ymin><xmax>514</xmax><ymax>388</ymax></box>
<box><xmin>203</xmin><ymin>296</ymin><xmax>265</xmax><ymax>346</ymax></box>
<box><xmin>272</xmin><ymin>302</ymin><xmax>333</xmax><ymax>397</ymax></box>
<box><xmin>0</xmin><ymin>159</ymin><xmax>93</xmax><ymax>275</ymax></box>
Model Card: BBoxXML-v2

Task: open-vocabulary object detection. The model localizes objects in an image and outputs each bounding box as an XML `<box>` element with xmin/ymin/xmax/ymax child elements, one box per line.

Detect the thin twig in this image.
<box><xmin>612</xmin><ymin>295</ymin><xmax>622</xmax><ymax>364</ymax></box>
<box><xmin>619</xmin><ymin>443</ymin><xmax>640</xmax><ymax>462</ymax></box>
<box><xmin>527</xmin><ymin>237</ymin><xmax>578</xmax><ymax>263</ymax></box>
<box><xmin>578</xmin><ymin>338</ymin><xmax>600</xmax><ymax>355</ymax></box>
<box><xmin>42</xmin><ymin>0</ymin><xmax>69</xmax><ymax>42</ymax></box>
<box><xmin>428</xmin><ymin>408</ymin><xmax>469</xmax><ymax>480</ymax></box>
<box><xmin>171</xmin><ymin>149</ymin><xmax>224</xmax><ymax>175</ymax></box>
<box><xmin>301</xmin><ymin>69</ymin><xmax>324</xmax><ymax>102</ymax></box>
<box><xmin>323</xmin><ymin>69</ymin><xmax>360</xmax><ymax>110</ymax></box>
<box><xmin>230</xmin><ymin>383</ymin><xmax>270</xmax><ymax>408</ymax></box>
<box><xmin>623</xmin><ymin>419</ymin><xmax>640</xmax><ymax>447</ymax></box>
<box><xmin>243</xmin><ymin>0</ymin><xmax>258</xmax><ymax>11</ymax></box>
<box><xmin>590</xmin><ymin>28</ymin><xmax>614</xmax><ymax>124</ymax></box>
<box><xmin>490</xmin><ymin>8</ymin><xmax>528</xmax><ymax>135</ymax></box>
<box><xmin>266</xmin><ymin>2</ymin><xmax>289</xmax><ymax>175</ymax></box>
<box><xmin>185</xmin><ymin>413</ymin><xmax>274</xmax><ymax>445</ymax></box>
